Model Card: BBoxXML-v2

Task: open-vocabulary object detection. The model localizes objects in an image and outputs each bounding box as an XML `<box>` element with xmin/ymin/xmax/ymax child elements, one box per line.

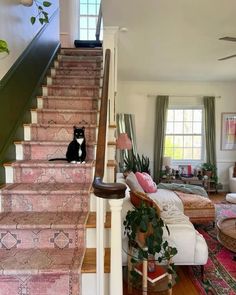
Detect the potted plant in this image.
<box><xmin>123</xmin><ymin>202</ymin><xmax>178</xmax><ymax>288</ymax></box>
<box><xmin>124</xmin><ymin>152</ymin><xmax>150</xmax><ymax>174</ymax></box>
<box><xmin>201</xmin><ymin>162</ymin><xmax>217</xmax><ymax>179</ymax></box>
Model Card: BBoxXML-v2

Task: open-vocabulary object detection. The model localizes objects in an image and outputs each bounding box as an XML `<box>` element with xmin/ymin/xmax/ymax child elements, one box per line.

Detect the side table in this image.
<box><xmin>126</xmin><ymin>245</ymin><xmax>175</xmax><ymax>294</ymax></box>
<box><xmin>217</xmin><ymin>217</ymin><xmax>236</xmax><ymax>253</ymax></box>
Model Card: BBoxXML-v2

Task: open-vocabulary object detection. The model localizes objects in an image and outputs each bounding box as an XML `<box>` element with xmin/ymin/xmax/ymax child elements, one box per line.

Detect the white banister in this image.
<box><xmin>96</xmin><ymin>197</ymin><xmax>105</xmax><ymax>295</ymax></box>
<box><xmin>109</xmin><ymin>198</ymin><xmax>124</xmax><ymax>295</ymax></box>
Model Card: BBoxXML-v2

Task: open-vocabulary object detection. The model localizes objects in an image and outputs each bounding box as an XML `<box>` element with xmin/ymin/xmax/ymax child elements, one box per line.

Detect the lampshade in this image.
<box><xmin>163</xmin><ymin>157</ymin><xmax>172</xmax><ymax>167</ymax></box>
<box><xmin>116</xmin><ymin>133</ymin><xmax>132</xmax><ymax>150</ymax></box>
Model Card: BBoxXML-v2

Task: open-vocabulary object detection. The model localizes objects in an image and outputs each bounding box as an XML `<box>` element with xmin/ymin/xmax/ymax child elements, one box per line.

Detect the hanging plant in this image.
<box><xmin>0</xmin><ymin>40</ymin><xmax>9</xmax><ymax>54</ymax></box>
<box><xmin>30</xmin><ymin>1</ymin><xmax>52</xmax><ymax>25</ymax></box>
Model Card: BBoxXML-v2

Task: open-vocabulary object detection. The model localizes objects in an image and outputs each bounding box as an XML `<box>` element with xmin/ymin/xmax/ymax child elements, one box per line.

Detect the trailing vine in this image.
<box><xmin>30</xmin><ymin>1</ymin><xmax>52</xmax><ymax>25</ymax></box>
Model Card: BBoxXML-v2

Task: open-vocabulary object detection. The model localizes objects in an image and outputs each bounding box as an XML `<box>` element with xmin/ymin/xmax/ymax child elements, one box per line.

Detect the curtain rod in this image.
<box><xmin>147</xmin><ymin>94</ymin><xmax>221</xmax><ymax>98</ymax></box>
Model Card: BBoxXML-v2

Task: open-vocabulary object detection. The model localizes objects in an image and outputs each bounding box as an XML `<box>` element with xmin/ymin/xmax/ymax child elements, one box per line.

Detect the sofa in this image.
<box><xmin>117</xmin><ymin>173</ymin><xmax>209</xmax><ymax>267</ymax></box>
<box><xmin>229</xmin><ymin>166</ymin><xmax>236</xmax><ymax>193</ymax></box>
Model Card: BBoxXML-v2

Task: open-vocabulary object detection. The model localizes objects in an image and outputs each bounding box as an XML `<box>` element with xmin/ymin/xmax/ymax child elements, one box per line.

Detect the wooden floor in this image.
<box><xmin>123</xmin><ymin>192</ymin><xmax>226</xmax><ymax>295</ymax></box>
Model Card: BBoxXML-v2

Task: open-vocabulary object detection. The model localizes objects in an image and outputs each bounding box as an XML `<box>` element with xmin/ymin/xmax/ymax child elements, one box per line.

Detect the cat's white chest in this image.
<box><xmin>77</xmin><ymin>138</ymin><xmax>84</xmax><ymax>157</ymax></box>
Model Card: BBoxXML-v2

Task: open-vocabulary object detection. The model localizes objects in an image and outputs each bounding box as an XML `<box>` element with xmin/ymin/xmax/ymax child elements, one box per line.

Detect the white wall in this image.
<box><xmin>117</xmin><ymin>80</ymin><xmax>236</xmax><ymax>189</ymax></box>
<box><xmin>0</xmin><ymin>0</ymin><xmax>59</xmax><ymax>79</ymax></box>
<box><xmin>59</xmin><ymin>0</ymin><xmax>78</xmax><ymax>47</ymax></box>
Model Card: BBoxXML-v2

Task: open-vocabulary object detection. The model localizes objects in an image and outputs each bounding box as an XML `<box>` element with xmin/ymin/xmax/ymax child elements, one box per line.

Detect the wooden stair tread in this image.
<box><xmin>81</xmin><ymin>248</ymin><xmax>110</xmax><ymax>273</ymax></box>
<box><xmin>86</xmin><ymin>212</ymin><xmax>111</xmax><ymax>228</ymax></box>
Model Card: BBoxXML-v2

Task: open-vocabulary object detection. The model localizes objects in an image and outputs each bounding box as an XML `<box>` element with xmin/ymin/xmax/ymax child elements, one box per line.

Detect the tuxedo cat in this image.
<box><xmin>49</xmin><ymin>126</ymin><xmax>86</xmax><ymax>163</ymax></box>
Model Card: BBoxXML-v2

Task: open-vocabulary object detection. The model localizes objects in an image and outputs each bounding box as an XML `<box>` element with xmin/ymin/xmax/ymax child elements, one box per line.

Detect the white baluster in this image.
<box><xmin>109</xmin><ymin>198</ymin><xmax>124</xmax><ymax>295</ymax></box>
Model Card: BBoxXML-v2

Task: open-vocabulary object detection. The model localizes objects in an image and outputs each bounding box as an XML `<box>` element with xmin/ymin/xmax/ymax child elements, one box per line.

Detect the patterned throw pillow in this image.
<box><xmin>135</xmin><ymin>172</ymin><xmax>157</xmax><ymax>193</ymax></box>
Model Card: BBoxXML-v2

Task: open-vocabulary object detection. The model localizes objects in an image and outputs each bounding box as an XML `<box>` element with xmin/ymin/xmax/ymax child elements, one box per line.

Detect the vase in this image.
<box><xmin>20</xmin><ymin>0</ymin><xmax>33</xmax><ymax>7</ymax></box>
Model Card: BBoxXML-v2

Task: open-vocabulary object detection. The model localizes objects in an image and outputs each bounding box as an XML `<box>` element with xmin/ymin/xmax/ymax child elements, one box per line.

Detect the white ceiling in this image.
<box><xmin>102</xmin><ymin>0</ymin><xmax>236</xmax><ymax>81</ymax></box>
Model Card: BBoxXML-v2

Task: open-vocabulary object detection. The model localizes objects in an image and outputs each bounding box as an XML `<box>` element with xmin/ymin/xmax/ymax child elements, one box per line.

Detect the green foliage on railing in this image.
<box><xmin>0</xmin><ymin>40</ymin><xmax>9</xmax><ymax>54</ymax></box>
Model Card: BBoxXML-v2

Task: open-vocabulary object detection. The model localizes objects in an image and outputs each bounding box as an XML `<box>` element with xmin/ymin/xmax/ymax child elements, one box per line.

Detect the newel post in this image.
<box><xmin>109</xmin><ymin>198</ymin><xmax>124</xmax><ymax>295</ymax></box>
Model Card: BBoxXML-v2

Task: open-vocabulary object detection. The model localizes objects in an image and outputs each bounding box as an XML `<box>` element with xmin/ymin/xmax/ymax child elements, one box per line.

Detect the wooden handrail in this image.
<box><xmin>95</xmin><ymin>3</ymin><xmax>102</xmax><ymax>42</ymax></box>
<box><xmin>93</xmin><ymin>49</ymin><xmax>126</xmax><ymax>199</ymax></box>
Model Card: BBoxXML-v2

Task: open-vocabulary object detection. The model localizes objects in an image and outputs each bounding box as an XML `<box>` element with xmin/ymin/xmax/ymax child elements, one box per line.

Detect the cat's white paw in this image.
<box><xmin>70</xmin><ymin>161</ymin><xmax>76</xmax><ymax>164</ymax></box>
<box><xmin>82</xmin><ymin>161</ymin><xmax>86</xmax><ymax>164</ymax></box>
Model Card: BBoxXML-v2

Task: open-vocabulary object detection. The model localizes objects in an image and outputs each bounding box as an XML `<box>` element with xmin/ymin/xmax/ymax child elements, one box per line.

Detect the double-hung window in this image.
<box><xmin>79</xmin><ymin>0</ymin><xmax>102</xmax><ymax>40</ymax></box>
<box><xmin>164</xmin><ymin>107</ymin><xmax>204</xmax><ymax>165</ymax></box>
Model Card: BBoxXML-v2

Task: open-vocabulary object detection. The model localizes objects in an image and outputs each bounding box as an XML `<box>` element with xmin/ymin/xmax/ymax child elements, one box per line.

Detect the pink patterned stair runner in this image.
<box><xmin>0</xmin><ymin>47</ymin><xmax>102</xmax><ymax>295</ymax></box>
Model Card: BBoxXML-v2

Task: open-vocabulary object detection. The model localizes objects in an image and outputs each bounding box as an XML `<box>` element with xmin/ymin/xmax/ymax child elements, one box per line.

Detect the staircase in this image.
<box><xmin>0</xmin><ymin>47</ymin><xmax>108</xmax><ymax>294</ymax></box>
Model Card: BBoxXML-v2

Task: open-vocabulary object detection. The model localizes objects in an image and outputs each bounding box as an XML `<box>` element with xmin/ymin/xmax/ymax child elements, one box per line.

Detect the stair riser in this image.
<box><xmin>86</xmin><ymin>228</ymin><xmax>110</xmax><ymax>248</ymax></box>
<box><xmin>0</xmin><ymin>274</ymin><xmax>75</xmax><ymax>294</ymax></box>
<box><xmin>55</xmin><ymin>60</ymin><xmax>101</xmax><ymax>69</ymax></box>
<box><xmin>25</xmin><ymin>126</ymin><xmax>97</xmax><ymax>142</ymax></box>
<box><xmin>15</xmin><ymin>144</ymin><xmax>95</xmax><ymax>161</ymax></box>
<box><xmin>38</xmin><ymin>97</ymin><xmax>98</xmax><ymax>110</ymax></box>
<box><xmin>48</xmin><ymin>77</ymin><xmax>100</xmax><ymax>86</ymax></box>
<box><xmin>60</xmin><ymin>49</ymin><xmax>102</xmax><ymax>56</ymax></box>
<box><xmin>33</xmin><ymin>111</ymin><xmax>97</xmax><ymax>125</ymax></box>
<box><xmin>0</xmin><ymin>229</ymin><xmax>84</xmax><ymax>250</ymax></box>
<box><xmin>58</xmin><ymin>56</ymin><xmax>102</xmax><ymax>62</ymax></box>
<box><xmin>43</xmin><ymin>86</ymin><xmax>99</xmax><ymax>97</ymax></box>
<box><xmin>2</xmin><ymin>193</ymin><xmax>89</xmax><ymax>213</ymax></box>
<box><xmin>12</xmin><ymin>166</ymin><xmax>93</xmax><ymax>184</ymax></box>
<box><xmin>51</xmin><ymin>68</ymin><xmax>101</xmax><ymax>77</ymax></box>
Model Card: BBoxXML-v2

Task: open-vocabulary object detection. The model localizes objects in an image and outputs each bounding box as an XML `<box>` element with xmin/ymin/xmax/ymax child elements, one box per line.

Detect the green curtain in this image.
<box><xmin>116</xmin><ymin>113</ymin><xmax>137</xmax><ymax>171</ymax></box>
<box><xmin>153</xmin><ymin>96</ymin><xmax>169</xmax><ymax>183</ymax></box>
<box><xmin>203</xmin><ymin>96</ymin><xmax>217</xmax><ymax>177</ymax></box>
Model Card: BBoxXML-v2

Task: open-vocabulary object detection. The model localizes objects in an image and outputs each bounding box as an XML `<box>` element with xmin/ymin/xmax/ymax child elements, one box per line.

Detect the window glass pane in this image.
<box><xmin>184</xmin><ymin>136</ymin><xmax>192</xmax><ymax>147</ymax></box>
<box><xmin>193</xmin><ymin>110</ymin><xmax>202</xmax><ymax>121</ymax></box>
<box><xmin>88</xmin><ymin>17</ymin><xmax>96</xmax><ymax>29</ymax></box>
<box><xmin>174</xmin><ymin>122</ymin><xmax>183</xmax><ymax>134</ymax></box>
<box><xmin>167</xmin><ymin>110</ymin><xmax>174</xmax><ymax>121</ymax></box>
<box><xmin>80</xmin><ymin>4</ymin><xmax>88</xmax><ymax>15</ymax></box>
<box><xmin>175</xmin><ymin>110</ymin><xmax>183</xmax><ymax>121</ymax></box>
<box><xmin>184</xmin><ymin>110</ymin><xmax>192</xmax><ymax>121</ymax></box>
<box><xmin>183</xmin><ymin>148</ymin><xmax>192</xmax><ymax>159</ymax></box>
<box><xmin>193</xmin><ymin>136</ymin><xmax>201</xmax><ymax>147</ymax></box>
<box><xmin>174</xmin><ymin>148</ymin><xmax>183</xmax><ymax>159</ymax></box>
<box><xmin>166</xmin><ymin>122</ymin><xmax>173</xmax><ymax>134</ymax></box>
<box><xmin>165</xmin><ymin>136</ymin><xmax>174</xmax><ymax>147</ymax></box>
<box><xmin>88</xmin><ymin>0</ymin><xmax>97</xmax><ymax>3</ymax></box>
<box><xmin>96</xmin><ymin>3</ymin><xmax>100</xmax><ymax>13</ymax></box>
<box><xmin>88</xmin><ymin>29</ymin><xmax>96</xmax><ymax>39</ymax></box>
<box><xmin>88</xmin><ymin>4</ymin><xmax>96</xmax><ymax>15</ymax></box>
<box><xmin>184</xmin><ymin>122</ymin><xmax>192</xmax><ymax>134</ymax></box>
<box><xmin>164</xmin><ymin>148</ymin><xmax>174</xmax><ymax>158</ymax></box>
<box><xmin>193</xmin><ymin>148</ymin><xmax>201</xmax><ymax>160</ymax></box>
<box><xmin>80</xmin><ymin>29</ymin><xmax>88</xmax><ymax>40</ymax></box>
<box><xmin>193</xmin><ymin>122</ymin><xmax>202</xmax><ymax>134</ymax></box>
<box><xmin>164</xmin><ymin>107</ymin><xmax>203</xmax><ymax>161</ymax></box>
<box><xmin>174</xmin><ymin>136</ymin><xmax>183</xmax><ymax>147</ymax></box>
<box><xmin>80</xmin><ymin>0</ymin><xmax>88</xmax><ymax>3</ymax></box>
<box><xmin>80</xmin><ymin>17</ymin><xmax>87</xmax><ymax>28</ymax></box>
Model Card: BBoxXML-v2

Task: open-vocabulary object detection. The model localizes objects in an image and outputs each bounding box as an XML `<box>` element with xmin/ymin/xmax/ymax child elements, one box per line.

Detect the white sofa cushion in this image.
<box><xmin>226</xmin><ymin>193</ymin><xmax>236</xmax><ymax>204</ymax></box>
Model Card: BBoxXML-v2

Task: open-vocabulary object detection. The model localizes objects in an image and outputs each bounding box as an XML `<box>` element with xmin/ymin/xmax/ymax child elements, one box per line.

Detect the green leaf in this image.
<box><xmin>0</xmin><ymin>40</ymin><xmax>9</xmax><ymax>54</ymax></box>
<box><xmin>30</xmin><ymin>16</ymin><xmax>36</xmax><ymax>25</ymax></box>
<box><xmin>43</xmin><ymin>1</ymin><xmax>52</xmax><ymax>7</ymax></box>
<box><xmin>38</xmin><ymin>6</ymin><xmax>43</xmax><ymax>10</ymax></box>
<box><xmin>39</xmin><ymin>18</ymin><xmax>44</xmax><ymax>25</ymax></box>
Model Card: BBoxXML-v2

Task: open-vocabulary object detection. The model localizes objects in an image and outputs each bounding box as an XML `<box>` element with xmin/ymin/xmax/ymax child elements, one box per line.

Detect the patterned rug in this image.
<box><xmin>189</xmin><ymin>202</ymin><xmax>236</xmax><ymax>295</ymax></box>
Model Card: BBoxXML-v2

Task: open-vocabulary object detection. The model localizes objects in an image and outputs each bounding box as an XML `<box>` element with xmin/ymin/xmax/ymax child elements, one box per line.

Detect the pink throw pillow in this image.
<box><xmin>135</xmin><ymin>172</ymin><xmax>157</xmax><ymax>193</ymax></box>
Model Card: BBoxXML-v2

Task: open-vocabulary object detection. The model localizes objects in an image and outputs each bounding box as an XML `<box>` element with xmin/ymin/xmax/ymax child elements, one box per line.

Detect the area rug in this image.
<box><xmin>188</xmin><ymin>203</ymin><xmax>236</xmax><ymax>295</ymax></box>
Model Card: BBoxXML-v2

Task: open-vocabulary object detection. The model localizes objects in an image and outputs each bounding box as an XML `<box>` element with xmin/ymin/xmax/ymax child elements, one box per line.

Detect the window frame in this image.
<box><xmin>164</xmin><ymin>105</ymin><xmax>205</xmax><ymax>167</ymax></box>
<box><xmin>79</xmin><ymin>0</ymin><xmax>102</xmax><ymax>41</ymax></box>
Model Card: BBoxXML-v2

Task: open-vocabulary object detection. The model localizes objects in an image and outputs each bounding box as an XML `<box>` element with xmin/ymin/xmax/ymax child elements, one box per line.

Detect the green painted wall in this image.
<box><xmin>0</xmin><ymin>10</ymin><xmax>60</xmax><ymax>183</ymax></box>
